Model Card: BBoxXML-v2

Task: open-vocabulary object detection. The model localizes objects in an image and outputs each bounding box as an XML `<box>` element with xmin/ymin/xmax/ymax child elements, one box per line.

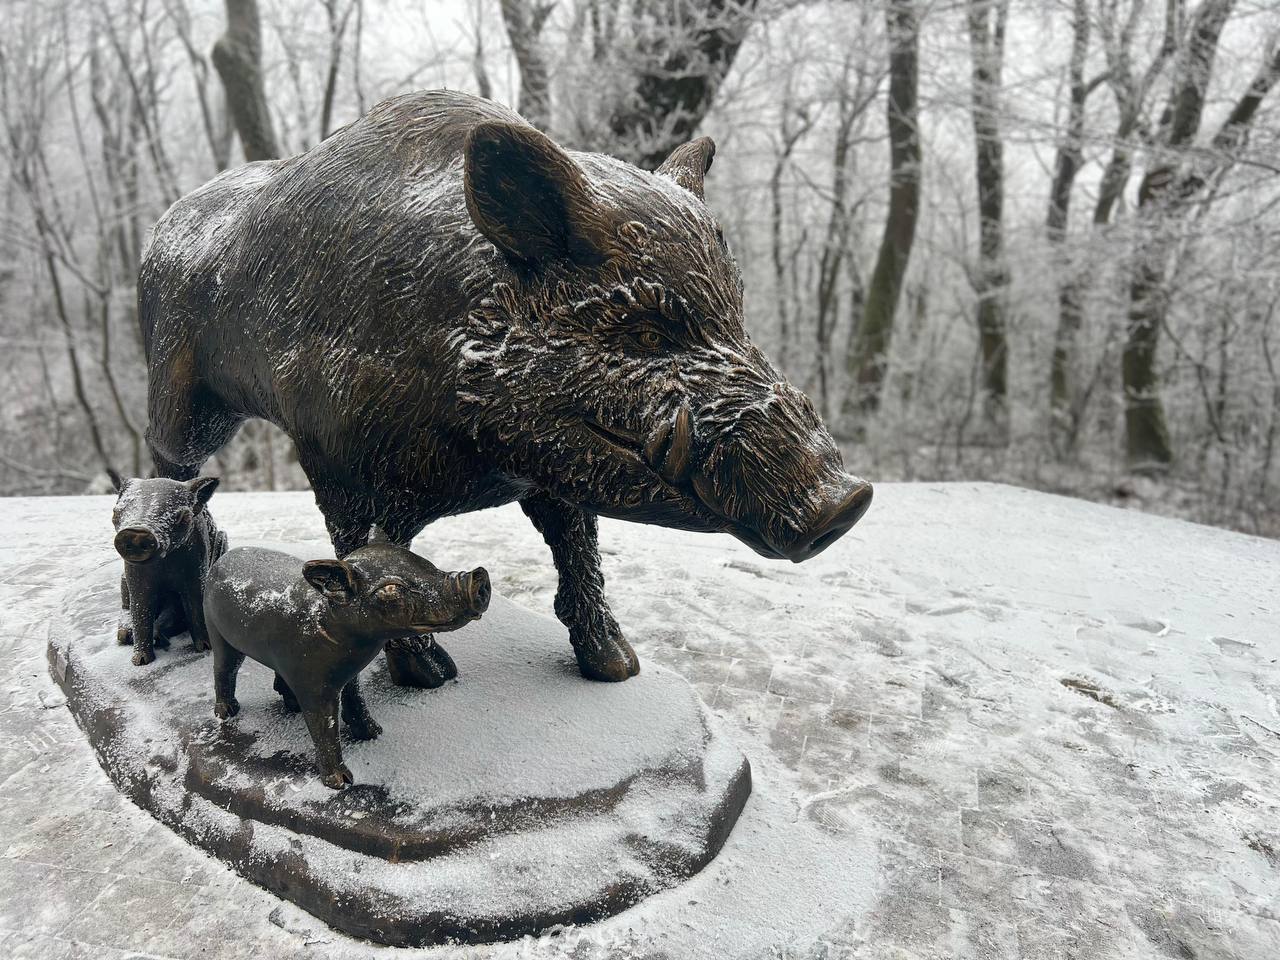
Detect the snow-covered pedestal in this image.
<box><xmin>47</xmin><ymin>547</ymin><xmax>750</xmax><ymax>947</ymax></box>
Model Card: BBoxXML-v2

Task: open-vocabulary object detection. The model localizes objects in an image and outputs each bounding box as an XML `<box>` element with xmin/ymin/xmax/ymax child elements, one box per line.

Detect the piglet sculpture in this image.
<box><xmin>109</xmin><ymin>471</ymin><xmax>226</xmax><ymax>666</ymax></box>
<box><xmin>203</xmin><ymin>543</ymin><xmax>491</xmax><ymax>789</ymax></box>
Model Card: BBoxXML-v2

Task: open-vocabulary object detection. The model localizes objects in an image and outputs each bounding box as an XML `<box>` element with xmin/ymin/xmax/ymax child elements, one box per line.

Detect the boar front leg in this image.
<box><xmin>520</xmin><ymin>493</ymin><xmax>639</xmax><ymax>682</ymax></box>
<box><xmin>323</xmin><ymin>509</ymin><xmax>457</xmax><ymax>690</ymax></box>
<box><xmin>340</xmin><ymin>676</ymin><xmax>382</xmax><ymax>740</ymax></box>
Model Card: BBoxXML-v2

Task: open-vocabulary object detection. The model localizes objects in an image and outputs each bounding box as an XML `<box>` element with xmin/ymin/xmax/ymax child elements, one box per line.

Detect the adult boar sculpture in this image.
<box><xmin>140</xmin><ymin>90</ymin><xmax>873</xmax><ymax>688</ymax></box>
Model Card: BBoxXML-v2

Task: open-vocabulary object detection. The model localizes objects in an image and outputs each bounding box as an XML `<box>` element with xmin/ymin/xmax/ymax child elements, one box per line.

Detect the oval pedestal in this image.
<box><xmin>47</xmin><ymin>548</ymin><xmax>751</xmax><ymax>947</ymax></box>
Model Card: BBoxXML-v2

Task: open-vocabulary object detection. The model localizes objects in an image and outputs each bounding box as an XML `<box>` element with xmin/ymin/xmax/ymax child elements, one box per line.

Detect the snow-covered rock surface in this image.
<box><xmin>48</xmin><ymin>552</ymin><xmax>752</xmax><ymax>945</ymax></box>
<box><xmin>1</xmin><ymin>483</ymin><xmax>1278</xmax><ymax>958</ymax></box>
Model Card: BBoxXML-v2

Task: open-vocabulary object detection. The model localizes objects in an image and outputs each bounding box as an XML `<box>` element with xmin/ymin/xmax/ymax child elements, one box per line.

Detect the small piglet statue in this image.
<box><xmin>203</xmin><ymin>543</ymin><xmax>491</xmax><ymax>789</ymax></box>
<box><xmin>109</xmin><ymin>471</ymin><xmax>227</xmax><ymax>666</ymax></box>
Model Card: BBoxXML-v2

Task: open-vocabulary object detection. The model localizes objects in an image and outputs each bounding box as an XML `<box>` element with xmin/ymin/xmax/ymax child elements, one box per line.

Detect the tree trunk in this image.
<box><xmin>1047</xmin><ymin>0</ymin><xmax>1090</xmax><ymax>453</ymax></box>
<box><xmin>212</xmin><ymin>0</ymin><xmax>280</xmax><ymax>162</ymax></box>
<box><xmin>1122</xmin><ymin>0</ymin><xmax>1236</xmax><ymax>471</ymax></box>
<box><xmin>606</xmin><ymin>0</ymin><xmax>759</xmax><ymax>169</ymax></box>
<box><xmin>966</xmin><ymin>0</ymin><xmax>1010</xmax><ymax>436</ymax></box>
<box><xmin>769</xmin><ymin>96</ymin><xmax>813</xmax><ymax>375</ymax></box>
<box><xmin>499</xmin><ymin>0</ymin><xmax>552</xmax><ymax>130</ymax></box>
<box><xmin>842</xmin><ymin>0</ymin><xmax>920</xmax><ymax>422</ymax></box>
<box><xmin>318</xmin><ymin>0</ymin><xmax>355</xmax><ymax>142</ymax></box>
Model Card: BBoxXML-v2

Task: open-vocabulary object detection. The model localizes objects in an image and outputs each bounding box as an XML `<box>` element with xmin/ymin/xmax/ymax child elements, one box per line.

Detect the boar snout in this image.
<box><xmin>777</xmin><ymin>478</ymin><xmax>873</xmax><ymax>562</ymax></box>
<box><xmin>115</xmin><ymin>527</ymin><xmax>163</xmax><ymax>563</ymax></box>
<box><xmin>657</xmin><ymin>379</ymin><xmax>872</xmax><ymax>562</ymax></box>
<box><xmin>458</xmin><ymin>567</ymin><xmax>491</xmax><ymax>617</ymax></box>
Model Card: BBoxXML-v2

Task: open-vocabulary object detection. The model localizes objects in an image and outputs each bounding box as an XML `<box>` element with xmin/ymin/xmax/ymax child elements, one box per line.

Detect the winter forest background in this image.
<box><xmin>2</xmin><ymin>0</ymin><xmax>1278</xmax><ymax>537</ymax></box>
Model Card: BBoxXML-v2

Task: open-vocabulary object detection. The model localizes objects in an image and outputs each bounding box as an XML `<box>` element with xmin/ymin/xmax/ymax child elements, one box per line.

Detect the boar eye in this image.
<box><xmin>638</xmin><ymin>330</ymin><xmax>665</xmax><ymax>350</ymax></box>
<box><xmin>376</xmin><ymin>582</ymin><xmax>405</xmax><ymax>602</ymax></box>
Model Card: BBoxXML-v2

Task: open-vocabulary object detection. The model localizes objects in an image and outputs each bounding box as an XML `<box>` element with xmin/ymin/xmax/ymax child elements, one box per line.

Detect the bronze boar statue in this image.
<box><xmin>139</xmin><ymin>89</ymin><xmax>872</xmax><ymax>688</ymax></box>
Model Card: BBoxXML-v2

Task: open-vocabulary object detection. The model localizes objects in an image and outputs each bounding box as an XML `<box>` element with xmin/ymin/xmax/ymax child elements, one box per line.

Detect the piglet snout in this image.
<box><xmin>459</xmin><ymin>567</ymin><xmax>490</xmax><ymax>618</ymax></box>
<box><xmin>115</xmin><ymin>527</ymin><xmax>161</xmax><ymax>563</ymax></box>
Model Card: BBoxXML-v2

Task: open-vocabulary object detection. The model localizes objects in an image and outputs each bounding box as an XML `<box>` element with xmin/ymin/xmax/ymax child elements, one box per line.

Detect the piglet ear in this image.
<box><xmin>107</xmin><ymin>468</ymin><xmax>127</xmax><ymax>494</ymax></box>
<box><xmin>187</xmin><ymin>476</ymin><xmax>220</xmax><ymax>513</ymax></box>
<box><xmin>656</xmin><ymin>136</ymin><xmax>715</xmax><ymax>200</ymax></box>
<box><xmin>464</xmin><ymin>120</ymin><xmax>613</xmax><ymax>270</ymax></box>
<box><xmin>303</xmin><ymin>559</ymin><xmax>358</xmax><ymax>604</ymax></box>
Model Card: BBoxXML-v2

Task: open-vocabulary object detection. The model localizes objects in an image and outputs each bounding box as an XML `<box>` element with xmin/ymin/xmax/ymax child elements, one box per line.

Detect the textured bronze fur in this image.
<box><xmin>140</xmin><ymin>90</ymin><xmax>871</xmax><ymax>684</ymax></box>
<box><xmin>205</xmin><ymin>544</ymin><xmax>490</xmax><ymax>789</ymax></box>
<box><xmin>109</xmin><ymin>471</ymin><xmax>228</xmax><ymax>666</ymax></box>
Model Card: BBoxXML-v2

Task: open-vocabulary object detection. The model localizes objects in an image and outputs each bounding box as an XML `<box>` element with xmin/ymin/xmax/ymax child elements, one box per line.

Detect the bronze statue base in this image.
<box><xmin>47</xmin><ymin>551</ymin><xmax>751</xmax><ymax>946</ymax></box>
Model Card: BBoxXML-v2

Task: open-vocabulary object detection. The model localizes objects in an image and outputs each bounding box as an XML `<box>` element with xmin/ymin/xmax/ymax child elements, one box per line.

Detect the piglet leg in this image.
<box><xmin>273</xmin><ymin>673</ymin><xmax>301</xmax><ymax>713</ymax></box>
<box><xmin>127</xmin><ymin>582</ymin><xmax>157</xmax><ymax>666</ymax></box>
<box><xmin>180</xmin><ymin>590</ymin><xmax>211</xmax><ymax>653</ymax></box>
<box><xmin>210</xmin><ymin>625</ymin><xmax>244</xmax><ymax>719</ymax></box>
<box><xmin>340</xmin><ymin>676</ymin><xmax>382</xmax><ymax>740</ymax></box>
<box><xmin>302</xmin><ymin>698</ymin><xmax>352</xmax><ymax>790</ymax></box>
<box><xmin>117</xmin><ymin>575</ymin><xmax>133</xmax><ymax>646</ymax></box>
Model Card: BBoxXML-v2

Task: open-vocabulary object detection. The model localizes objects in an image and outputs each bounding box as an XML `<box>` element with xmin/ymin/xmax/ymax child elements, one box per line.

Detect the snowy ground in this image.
<box><xmin>1</xmin><ymin>483</ymin><xmax>1278</xmax><ymax>959</ymax></box>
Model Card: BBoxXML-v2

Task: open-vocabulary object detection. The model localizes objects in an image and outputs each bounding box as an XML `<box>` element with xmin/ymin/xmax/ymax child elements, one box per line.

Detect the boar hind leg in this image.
<box><xmin>340</xmin><ymin>676</ymin><xmax>382</xmax><ymax>740</ymax></box>
<box><xmin>520</xmin><ymin>493</ymin><xmax>639</xmax><ymax>682</ymax></box>
<box><xmin>302</xmin><ymin>698</ymin><xmax>352</xmax><ymax>790</ymax></box>
<box><xmin>146</xmin><ymin>386</ymin><xmax>244</xmax><ymax>481</ymax></box>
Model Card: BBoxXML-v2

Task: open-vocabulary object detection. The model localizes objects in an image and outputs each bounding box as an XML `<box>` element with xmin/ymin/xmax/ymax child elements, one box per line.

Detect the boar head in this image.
<box><xmin>109</xmin><ymin>472</ymin><xmax>218</xmax><ymax>564</ymax></box>
<box><xmin>303</xmin><ymin>543</ymin><xmax>491</xmax><ymax>637</ymax></box>
<box><xmin>457</xmin><ymin>123</ymin><xmax>871</xmax><ymax>562</ymax></box>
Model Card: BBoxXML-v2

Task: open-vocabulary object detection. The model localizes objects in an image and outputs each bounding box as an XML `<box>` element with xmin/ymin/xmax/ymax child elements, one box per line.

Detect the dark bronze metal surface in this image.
<box><xmin>109</xmin><ymin>471</ymin><xmax>227</xmax><ymax>666</ymax></box>
<box><xmin>140</xmin><ymin>89</ymin><xmax>871</xmax><ymax>687</ymax></box>
<box><xmin>203</xmin><ymin>543</ymin><xmax>490</xmax><ymax>788</ymax></box>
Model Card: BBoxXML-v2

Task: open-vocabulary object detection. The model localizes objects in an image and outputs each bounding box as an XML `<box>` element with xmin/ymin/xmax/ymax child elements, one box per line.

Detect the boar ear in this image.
<box><xmin>656</xmin><ymin>136</ymin><xmax>715</xmax><ymax>200</ymax></box>
<box><xmin>303</xmin><ymin>559</ymin><xmax>359</xmax><ymax>604</ymax></box>
<box><xmin>186</xmin><ymin>477</ymin><xmax>219</xmax><ymax>513</ymax></box>
<box><xmin>464</xmin><ymin>121</ymin><xmax>612</xmax><ymax>270</ymax></box>
<box><xmin>107</xmin><ymin>468</ymin><xmax>127</xmax><ymax>494</ymax></box>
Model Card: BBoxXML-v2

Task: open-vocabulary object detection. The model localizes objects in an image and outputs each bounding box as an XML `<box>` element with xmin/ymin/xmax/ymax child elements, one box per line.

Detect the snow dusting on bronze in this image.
<box><xmin>140</xmin><ymin>89</ymin><xmax>871</xmax><ymax>685</ymax></box>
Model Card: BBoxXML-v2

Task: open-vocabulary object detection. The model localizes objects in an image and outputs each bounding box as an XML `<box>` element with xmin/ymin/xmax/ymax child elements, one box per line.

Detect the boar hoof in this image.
<box><xmin>214</xmin><ymin>698</ymin><xmax>240</xmax><ymax>720</ymax></box>
<box><xmin>131</xmin><ymin>646</ymin><xmax>156</xmax><ymax>667</ymax></box>
<box><xmin>574</xmin><ymin>637</ymin><xmax>641</xmax><ymax>683</ymax></box>
<box><xmin>117</xmin><ymin>623</ymin><xmax>132</xmax><ymax>646</ymax></box>
<box><xmin>320</xmin><ymin>765</ymin><xmax>354</xmax><ymax>790</ymax></box>
<box><xmin>191</xmin><ymin>635</ymin><xmax>210</xmax><ymax>654</ymax></box>
<box><xmin>385</xmin><ymin>637</ymin><xmax>457</xmax><ymax>689</ymax></box>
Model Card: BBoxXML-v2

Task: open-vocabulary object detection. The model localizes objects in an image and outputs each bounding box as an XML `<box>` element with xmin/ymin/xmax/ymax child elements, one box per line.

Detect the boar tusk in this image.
<box><xmin>661</xmin><ymin>403</ymin><xmax>693</xmax><ymax>484</ymax></box>
<box><xmin>644</xmin><ymin>417</ymin><xmax>673</xmax><ymax>471</ymax></box>
<box><xmin>691</xmin><ymin>471</ymin><xmax>720</xmax><ymax>513</ymax></box>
